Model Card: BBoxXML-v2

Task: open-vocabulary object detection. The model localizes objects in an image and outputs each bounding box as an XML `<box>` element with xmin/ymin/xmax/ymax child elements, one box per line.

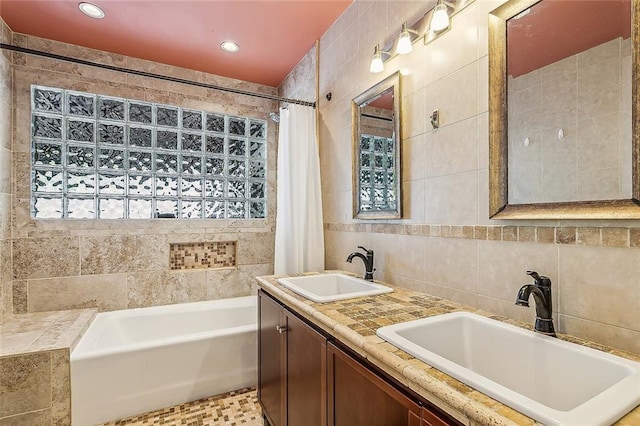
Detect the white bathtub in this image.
<box><xmin>71</xmin><ymin>296</ymin><xmax>257</xmax><ymax>426</ymax></box>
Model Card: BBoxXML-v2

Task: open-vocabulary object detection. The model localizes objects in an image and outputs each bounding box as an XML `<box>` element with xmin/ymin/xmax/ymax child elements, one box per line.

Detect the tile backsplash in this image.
<box><xmin>170</xmin><ymin>241</ymin><xmax>237</xmax><ymax>271</ymax></box>
<box><xmin>5</xmin><ymin>30</ymin><xmax>276</xmax><ymax>316</ymax></box>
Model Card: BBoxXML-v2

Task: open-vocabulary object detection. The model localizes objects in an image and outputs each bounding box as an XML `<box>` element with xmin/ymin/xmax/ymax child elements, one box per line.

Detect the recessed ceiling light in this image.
<box><xmin>78</xmin><ymin>2</ymin><xmax>105</xmax><ymax>19</ymax></box>
<box><xmin>220</xmin><ymin>41</ymin><xmax>240</xmax><ymax>53</ymax></box>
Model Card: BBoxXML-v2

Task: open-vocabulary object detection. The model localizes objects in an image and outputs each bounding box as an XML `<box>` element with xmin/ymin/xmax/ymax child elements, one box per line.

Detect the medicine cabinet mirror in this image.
<box><xmin>489</xmin><ymin>0</ymin><xmax>639</xmax><ymax>219</ymax></box>
<box><xmin>352</xmin><ymin>72</ymin><xmax>402</xmax><ymax>219</ymax></box>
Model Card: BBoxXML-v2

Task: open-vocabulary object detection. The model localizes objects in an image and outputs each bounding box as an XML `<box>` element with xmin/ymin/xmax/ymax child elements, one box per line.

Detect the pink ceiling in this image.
<box><xmin>0</xmin><ymin>0</ymin><xmax>352</xmax><ymax>87</ymax></box>
<box><xmin>369</xmin><ymin>89</ymin><xmax>394</xmax><ymax>111</ymax></box>
<box><xmin>507</xmin><ymin>0</ymin><xmax>631</xmax><ymax>78</ymax></box>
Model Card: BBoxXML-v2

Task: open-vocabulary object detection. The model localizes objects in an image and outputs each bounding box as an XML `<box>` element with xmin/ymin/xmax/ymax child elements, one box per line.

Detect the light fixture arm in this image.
<box><xmin>401</xmin><ymin>22</ymin><xmax>420</xmax><ymax>37</ymax></box>
<box><xmin>373</xmin><ymin>44</ymin><xmax>391</xmax><ymax>58</ymax></box>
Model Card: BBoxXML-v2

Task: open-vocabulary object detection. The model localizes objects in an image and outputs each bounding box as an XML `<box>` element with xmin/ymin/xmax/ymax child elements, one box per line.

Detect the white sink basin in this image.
<box><xmin>277</xmin><ymin>273</ymin><xmax>392</xmax><ymax>303</ymax></box>
<box><xmin>377</xmin><ymin>312</ymin><xmax>640</xmax><ymax>425</ymax></box>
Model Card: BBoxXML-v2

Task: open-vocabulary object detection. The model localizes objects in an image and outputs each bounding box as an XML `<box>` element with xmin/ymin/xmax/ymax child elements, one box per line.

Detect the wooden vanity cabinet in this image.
<box><xmin>328</xmin><ymin>341</ymin><xmax>422</xmax><ymax>426</ymax></box>
<box><xmin>258</xmin><ymin>290</ymin><xmax>285</xmax><ymax>426</ymax></box>
<box><xmin>258</xmin><ymin>290</ymin><xmax>454</xmax><ymax>426</ymax></box>
<box><xmin>258</xmin><ymin>290</ymin><xmax>327</xmax><ymax>426</ymax></box>
<box><xmin>327</xmin><ymin>342</ymin><xmax>451</xmax><ymax>426</ymax></box>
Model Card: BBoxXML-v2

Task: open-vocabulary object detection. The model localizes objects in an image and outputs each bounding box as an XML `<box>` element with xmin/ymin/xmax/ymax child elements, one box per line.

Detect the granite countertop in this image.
<box><xmin>256</xmin><ymin>271</ymin><xmax>640</xmax><ymax>426</ymax></box>
<box><xmin>0</xmin><ymin>309</ymin><xmax>97</xmax><ymax>357</ymax></box>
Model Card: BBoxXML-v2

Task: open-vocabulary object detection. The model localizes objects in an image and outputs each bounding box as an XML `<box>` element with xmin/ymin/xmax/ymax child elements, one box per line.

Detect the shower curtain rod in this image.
<box><xmin>0</xmin><ymin>43</ymin><xmax>316</xmax><ymax>108</ymax></box>
<box><xmin>362</xmin><ymin>113</ymin><xmax>393</xmax><ymax>122</ymax></box>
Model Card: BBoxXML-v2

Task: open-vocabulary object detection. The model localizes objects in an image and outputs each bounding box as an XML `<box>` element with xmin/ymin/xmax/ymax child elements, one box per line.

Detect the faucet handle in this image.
<box><xmin>526</xmin><ymin>270</ymin><xmax>551</xmax><ymax>287</ymax></box>
<box><xmin>526</xmin><ymin>270</ymin><xmax>541</xmax><ymax>280</ymax></box>
<box><xmin>358</xmin><ymin>245</ymin><xmax>373</xmax><ymax>255</ymax></box>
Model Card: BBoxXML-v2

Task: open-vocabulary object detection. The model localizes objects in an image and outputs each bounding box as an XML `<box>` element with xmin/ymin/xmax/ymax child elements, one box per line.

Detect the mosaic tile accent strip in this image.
<box><xmin>325</xmin><ymin>223</ymin><xmax>640</xmax><ymax>248</ymax></box>
<box><xmin>170</xmin><ymin>241</ymin><xmax>236</xmax><ymax>270</ymax></box>
<box><xmin>100</xmin><ymin>388</ymin><xmax>261</xmax><ymax>426</ymax></box>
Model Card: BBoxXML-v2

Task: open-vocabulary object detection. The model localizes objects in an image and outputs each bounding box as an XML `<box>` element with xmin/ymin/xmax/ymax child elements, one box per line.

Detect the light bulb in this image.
<box><xmin>430</xmin><ymin>2</ymin><xmax>450</xmax><ymax>32</ymax></box>
<box><xmin>370</xmin><ymin>45</ymin><xmax>385</xmax><ymax>73</ymax></box>
<box><xmin>370</xmin><ymin>54</ymin><xmax>384</xmax><ymax>73</ymax></box>
<box><xmin>396</xmin><ymin>26</ymin><xmax>413</xmax><ymax>55</ymax></box>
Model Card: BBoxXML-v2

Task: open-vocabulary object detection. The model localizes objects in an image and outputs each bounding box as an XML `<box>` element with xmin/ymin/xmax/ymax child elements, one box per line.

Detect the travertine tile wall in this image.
<box><xmin>0</xmin><ymin>309</ymin><xmax>94</xmax><ymax>426</ymax></box>
<box><xmin>361</xmin><ymin>106</ymin><xmax>394</xmax><ymax>137</ymax></box>
<box><xmin>508</xmin><ymin>37</ymin><xmax>632</xmax><ymax>203</ymax></box>
<box><xmin>9</xmin><ymin>33</ymin><xmax>276</xmax><ymax>313</ymax></box>
<box><xmin>278</xmin><ymin>43</ymin><xmax>317</xmax><ymax>103</ymax></box>
<box><xmin>0</xmin><ymin>18</ymin><xmax>13</xmax><ymax>323</ymax></box>
<box><xmin>307</xmin><ymin>0</ymin><xmax>640</xmax><ymax>355</ymax></box>
<box><xmin>0</xmin><ymin>349</ymin><xmax>70</xmax><ymax>425</ymax></box>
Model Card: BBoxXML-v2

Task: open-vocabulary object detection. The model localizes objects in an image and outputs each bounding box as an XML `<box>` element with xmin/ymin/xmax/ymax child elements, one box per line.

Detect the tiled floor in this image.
<box><xmin>100</xmin><ymin>388</ymin><xmax>263</xmax><ymax>426</ymax></box>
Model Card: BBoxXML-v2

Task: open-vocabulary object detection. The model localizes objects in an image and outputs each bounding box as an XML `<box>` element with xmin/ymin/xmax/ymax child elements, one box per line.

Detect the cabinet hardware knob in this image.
<box><xmin>276</xmin><ymin>325</ymin><xmax>288</xmax><ymax>333</ymax></box>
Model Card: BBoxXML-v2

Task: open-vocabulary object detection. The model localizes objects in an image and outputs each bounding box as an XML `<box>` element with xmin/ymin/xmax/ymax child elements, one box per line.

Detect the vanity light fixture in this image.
<box><xmin>370</xmin><ymin>44</ymin><xmax>390</xmax><ymax>73</ymax></box>
<box><xmin>368</xmin><ymin>0</ymin><xmax>474</xmax><ymax>73</ymax></box>
<box><xmin>220</xmin><ymin>40</ymin><xmax>240</xmax><ymax>53</ymax></box>
<box><xmin>78</xmin><ymin>2</ymin><xmax>105</xmax><ymax>19</ymax></box>
<box><xmin>396</xmin><ymin>22</ymin><xmax>420</xmax><ymax>54</ymax></box>
<box><xmin>430</xmin><ymin>0</ymin><xmax>451</xmax><ymax>32</ymax></box>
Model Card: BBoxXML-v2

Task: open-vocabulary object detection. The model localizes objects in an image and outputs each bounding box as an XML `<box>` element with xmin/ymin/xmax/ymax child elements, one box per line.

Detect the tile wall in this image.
<box><xmin>7</xmin><ymin>32</ymin><xmax>277</xmax><ymax>314</ymax></box>
<box><xmin>297</xmin><ymin>0</ymin><xmax>640</xmax><ymax>355</ymax></box>
<box><xmin>278</xmin><ymin>43</ymin><xmax>317</xmax><ymax>102</ymax></box>
<box><xmin>0</xmin><ymin>349</ymin><xmax>70</xmax><ymax>425</ymax></box>
<box><xmin>0</xmin><ymin>18</ymin><xmax>12</xmax><ymax>323</ymax></box>
<box><xmin>0</xmin><ymin>309</ymin><xmax>95</xmax><ymax>425</ymax></box>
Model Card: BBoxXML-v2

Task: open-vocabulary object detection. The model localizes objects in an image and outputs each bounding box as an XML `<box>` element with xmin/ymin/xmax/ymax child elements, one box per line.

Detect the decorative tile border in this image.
<box><xmin>169</xmin><ymin>241</ymin><xmax>237</xmax><ymax>270</ymax></box>
<box><xmin>324</xmin><ymin>223</ymin><xmax>640</xmax><ymax>249</ymax></box>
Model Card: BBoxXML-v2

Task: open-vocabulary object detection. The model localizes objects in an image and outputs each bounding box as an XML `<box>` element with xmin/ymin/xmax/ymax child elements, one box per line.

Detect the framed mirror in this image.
<box><xmin>489</xmin><ymin>0</ymin><xmax>639</xmax><ymax>219</ymax></box>
<box><xmin>352</xmin><ymin>72</ymin><xmax>402</xmax><ymax>219</ymax></box>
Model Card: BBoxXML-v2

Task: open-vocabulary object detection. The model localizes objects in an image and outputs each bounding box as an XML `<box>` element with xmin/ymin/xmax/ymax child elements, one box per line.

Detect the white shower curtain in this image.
<box><xmin>274</xmin><ymin>104</ymin><xmax>325</xmax><ymax>274</ymax></box>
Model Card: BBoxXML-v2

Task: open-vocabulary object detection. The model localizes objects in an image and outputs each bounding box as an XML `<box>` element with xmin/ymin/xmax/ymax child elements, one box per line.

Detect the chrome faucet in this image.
<box><xmin>515</xmin><ymin>271</ymin><xmax>556</xmax><ymax>337</ymax></box>
<box><xmin>346</xmin><ymin>246</ymin><xmax>375</xmax><ymax>281</ymax></box>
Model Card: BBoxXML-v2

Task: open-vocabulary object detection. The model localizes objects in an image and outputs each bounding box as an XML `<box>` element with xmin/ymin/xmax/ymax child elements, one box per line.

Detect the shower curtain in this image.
<box><xmin>274</xmin><ymin>104</ymin><xmax>325</xmax><ymax>274</ymax></box>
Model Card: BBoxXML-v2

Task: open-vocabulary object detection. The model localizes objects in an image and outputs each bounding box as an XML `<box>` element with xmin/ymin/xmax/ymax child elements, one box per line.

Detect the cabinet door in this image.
<box><xmin>421</xmin><ymin>407</ymin><xmax>451</xmax><ymax>426</ymax></box>
<box><xmin>327</xmin><ymin>342</ymin><xmax>421</xmax><ymax>426</ymax></box>
<box><xmin>258</xmin><ymin>291</ymin><xmax>286</xmax><ymax>426</ymax></box>
<box><xmin>285</xmin><ymin>309</ymin><xmax>327</xmax><ymax>426</ymax></box>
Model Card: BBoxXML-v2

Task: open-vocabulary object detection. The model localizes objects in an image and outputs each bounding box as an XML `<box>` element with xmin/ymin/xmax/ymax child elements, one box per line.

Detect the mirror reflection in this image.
<box><xmin>352</xmin><ymin>72</ymin><xmax>402</xmax><ymax>219</ymax></box>
<box><xmin>506</xmin><ymin>0</ymin><xmax>632</xmax><ymax>204</ymax></box>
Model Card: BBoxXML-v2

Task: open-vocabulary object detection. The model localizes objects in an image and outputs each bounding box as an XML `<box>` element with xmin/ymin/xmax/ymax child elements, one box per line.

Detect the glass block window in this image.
<box><xmin>358</xmin><ymin>134</ymin><xmax>396</xmax><ymax>211</ymax></box>
<box><xmin>30</xmin><ymin>85</ymin><xmax>267</xmax><ymax>219</ymax></box>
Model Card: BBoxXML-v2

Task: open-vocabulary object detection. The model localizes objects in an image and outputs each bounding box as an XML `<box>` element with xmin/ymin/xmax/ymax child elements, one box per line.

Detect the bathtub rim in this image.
<box><xmin>71</xmin><ymin>295</ymin><xmax>257</xmax><ymax>360</ymax></box>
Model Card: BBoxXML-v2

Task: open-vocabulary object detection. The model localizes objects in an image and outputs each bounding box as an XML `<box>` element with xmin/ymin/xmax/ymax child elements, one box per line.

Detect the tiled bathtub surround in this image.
<box><xmin>0</xmin><ymin>309</ymin><xmax>95</xmax><ymax>425</ymax></box>
<box><xmin>169</xmin><ymin>241</ymin><xmax>237</xmax><ymax>270</ymax></box>
<box><xmin>303</xmin><ymin>0</ymin><xmax>640</xmax><ymax>356</ymax></box>
<box><xmin>7</xmin><ymin>32</ymin><xmax>276</xmax><ymax>314</ymax></box>
<box><xmin>11</xmin><ymin>232</ymin><xmax>273</xmax><ymax>313</ymax></box>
